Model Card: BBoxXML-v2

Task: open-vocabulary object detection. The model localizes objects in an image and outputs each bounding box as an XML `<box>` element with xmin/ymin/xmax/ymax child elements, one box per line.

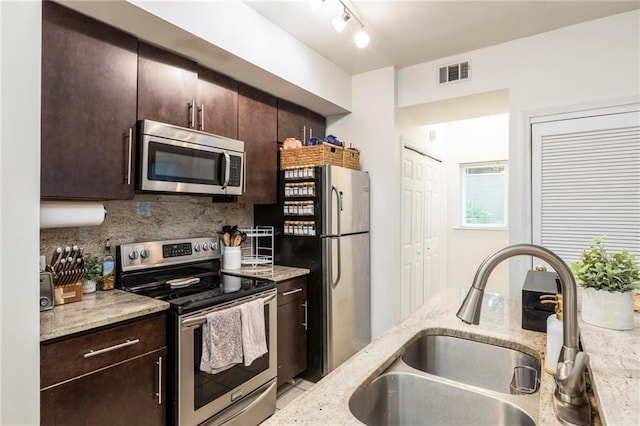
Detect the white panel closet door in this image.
<box><xmin>401</xmin><ymin>149</ymin><xmax>425</xmax><ymax>320</ymax></box>
<box><xmin>532</xmin><ymin>111</ymin><xmax>640</xmax><ymax>264</ymax></box>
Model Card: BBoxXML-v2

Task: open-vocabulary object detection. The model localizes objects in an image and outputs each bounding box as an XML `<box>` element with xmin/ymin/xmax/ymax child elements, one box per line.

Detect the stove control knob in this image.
<box><xmin>211</xmin><ymin>241</ymin><xmax>218</xmax><ymax>250</ymax></box>
<box><xmin>128</xmin><ymin>250</ymin><xmax>139</xmax><ymax>260</ymax></box>
<box><xmin>140</xmin><ymin>249</ymin><xmax>150</xmax><ymax>259</ymax></box>
<box><xmin>194</xmin><ymin>243</ymin><xmax>201</xmax><ymax>252</ymax></box>
<box><xmin>202</xmin><ymin>243</ymin><xmax>209</xmax><ymax>251</ymax></box>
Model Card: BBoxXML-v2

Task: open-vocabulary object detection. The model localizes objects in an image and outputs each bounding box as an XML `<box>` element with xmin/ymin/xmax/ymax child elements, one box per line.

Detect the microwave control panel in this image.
<box><xmin>229</xmin><ymin>155</ymin><xmax>242</xmax><ymax>187</ymax></box>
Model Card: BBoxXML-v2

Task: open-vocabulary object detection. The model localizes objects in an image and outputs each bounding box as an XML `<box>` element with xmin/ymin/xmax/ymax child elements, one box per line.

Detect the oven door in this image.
<box><xmin>178</xmin><ymin>289</ymin><xmax>277</xmax><ymax>426</ymax></box>
<box><xmin>139</xmin><ymin>134</ymin><xmax>244</xmax><ymax>196</ymax></box>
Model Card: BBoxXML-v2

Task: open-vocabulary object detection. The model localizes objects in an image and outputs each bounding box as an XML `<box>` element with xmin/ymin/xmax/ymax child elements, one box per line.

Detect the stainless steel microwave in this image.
<box><xmin>136</xmin><ymin>120</ymin><xmax>245</xmax><ymax>196</ymax></box>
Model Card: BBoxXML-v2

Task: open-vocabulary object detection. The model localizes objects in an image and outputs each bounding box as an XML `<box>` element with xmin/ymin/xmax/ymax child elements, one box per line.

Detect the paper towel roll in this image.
<box><xmin>40</xmin><ymin>201</ymin><xmax>107</xmax><ymax>229</ymax></box>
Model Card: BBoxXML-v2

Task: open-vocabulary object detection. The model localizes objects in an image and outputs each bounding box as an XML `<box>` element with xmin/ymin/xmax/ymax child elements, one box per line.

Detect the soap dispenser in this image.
<box><xmin>540</xmin><ymin>294</ymin><xmax>563</xmax><ymax>375</ymax></box>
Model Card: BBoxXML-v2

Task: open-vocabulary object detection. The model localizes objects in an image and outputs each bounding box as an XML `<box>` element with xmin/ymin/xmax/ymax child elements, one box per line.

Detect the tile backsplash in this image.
<box><xmin>40</xmin><ymin>194</ymin><xmax>253</xmax><ymax>260</ymax></box>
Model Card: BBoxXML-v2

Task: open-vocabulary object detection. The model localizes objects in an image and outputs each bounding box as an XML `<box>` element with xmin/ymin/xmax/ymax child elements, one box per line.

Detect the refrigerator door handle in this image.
<box><xmin>331</xmin><ymin>185</ymin><xmax>343</xmax><ymax>236</ymax></box>
<box><xmin>329</xmin><ymin>237</ymin><xmax>342</xmax><ymax>289</ymax></box>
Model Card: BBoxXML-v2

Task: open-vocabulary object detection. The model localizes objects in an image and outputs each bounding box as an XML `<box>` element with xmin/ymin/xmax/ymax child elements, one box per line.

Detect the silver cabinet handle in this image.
<box><xmin>301</xmin><ymin>125</ymin><xmax>307</xmax><ymax>144</ymax></box>
<box><xmin>302</xmin><ymin>301</ymin><xmax>308</xmax><ymax>330</ymax></box>
<box><xmin>83</xmin><ymin>339</ymin><xmax>140</xmax><ymax>358</ymax></box>
<box><xmin>125</xmin><ymin>127</ymin><xmax>133</xmax><ymax>184</ymax></box>
<box><xmin>156</xmin><ymin>356</ymin><xmax>163</xmax><ymax>405</ymax></box>
<box><xmin>282</xmin><ymin>288</ymin><xmax>302</xmax><ymax>296</ymax></box>
<box><xmin>309</xmin><ymin>127</ymin><xmax>313</xmax><ymax>139</ymax></box>
<box><xmin>198</xmin><ymin>104</ymin><xmax>204</xmax><ymax>130</ymax></box>
<box><xmin>188</xmin><ymin>100</ymin><xmax>195</xmax><ymax>128</ymax></box>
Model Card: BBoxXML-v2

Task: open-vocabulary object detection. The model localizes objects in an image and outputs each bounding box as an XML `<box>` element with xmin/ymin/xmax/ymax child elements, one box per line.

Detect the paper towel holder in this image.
<box><xmin>40</xmin><ymin>201</ymin><xmax>107</xmax><ymax>229</ymax></box>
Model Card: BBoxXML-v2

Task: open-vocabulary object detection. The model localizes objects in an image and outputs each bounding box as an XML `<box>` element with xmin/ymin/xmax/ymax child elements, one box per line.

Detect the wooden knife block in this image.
<box><xmin>54</xmin><ymin>282</ymin><xmax>83</xmax><ymax>305</ymax></box>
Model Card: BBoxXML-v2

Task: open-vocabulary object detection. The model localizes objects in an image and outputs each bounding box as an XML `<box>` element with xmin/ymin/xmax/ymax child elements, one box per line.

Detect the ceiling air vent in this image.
<box><xmin>438</xmin><ymin>61</ymin><xmax>470</xmax><ymax>85</ymax></box>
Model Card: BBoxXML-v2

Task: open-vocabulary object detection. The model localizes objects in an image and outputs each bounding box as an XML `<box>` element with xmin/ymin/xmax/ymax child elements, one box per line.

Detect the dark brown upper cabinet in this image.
<box><xmin>138</xmin><ymin>43</ymin><xmax>239</xmax><ymax>138</ymax></box>
<box><xmin>196</xmin><ymin>66</ymin><xmax>239</xmax><ymax>139</ymax></box>
<box><xmin>277</xmin><ymin>99</ymin><xmax>326</xmax><ymax>145</ymax></box>
<box><xmin>41</xmin><ymin>1</ymin><xmax>138</xmax><ymax>200</ymax></box>
<box><xmin>137</xmin><ymin>42</ymin><xmax>199</xmax><ymax>129</ymax></box>
<box><xmin>238</xmin><ymin>84</ymin><xmax>277</xmax><ymax>205</ymax></box>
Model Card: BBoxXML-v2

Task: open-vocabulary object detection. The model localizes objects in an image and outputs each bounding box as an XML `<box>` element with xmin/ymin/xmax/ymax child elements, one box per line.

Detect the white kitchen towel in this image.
<box><xmin>239</xmin><ymin>298</ymin><xmax>267</xmax><ymax>366</ymax></box>
<box><xmin>199</xmin><ymin>306</ymin><xmax>243</xmax><ymax>374</ymax></box>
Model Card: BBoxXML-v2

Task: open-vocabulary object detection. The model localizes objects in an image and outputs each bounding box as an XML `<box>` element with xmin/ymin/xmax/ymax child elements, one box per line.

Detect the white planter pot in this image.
<box><xmin>82</xmin><ymin>279</ymin><xmax>97</xmax><ymax>294</ymax></box>
<box><xmin>581</xmin><ymin>287</ymin><xmax>634</xmax><ymax>330</ymax></box>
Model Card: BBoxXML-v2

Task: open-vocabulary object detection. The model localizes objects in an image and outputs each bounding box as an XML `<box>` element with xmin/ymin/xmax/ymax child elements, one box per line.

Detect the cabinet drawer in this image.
<box><xmin>277</xmin><ymin>277</ymin><xmax>307</xmax><ymax>306</ymax></box>
<box><xmin>41</xmin><ymin>315</ymin><xmax>165</xmax><ymax>389</ymax></box>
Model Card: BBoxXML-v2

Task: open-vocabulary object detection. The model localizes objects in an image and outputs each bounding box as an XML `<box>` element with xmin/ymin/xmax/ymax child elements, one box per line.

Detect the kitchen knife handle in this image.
<box><xmin>198</xmin><ymin>104</ymin><xmax>204</xmax><ymax>130</ymax></box>
<box><xmin>125</xmin><ymin>127</ymin><xmax>133</xmax><ymax>185</ymax></box>
<box><xmin>156</xmin><ymin>356</ymin><xmax>163</xmax><ymax>405</ymax></box>
<box><xmin>83</xmin><ymin>339</ymin><xmax>140</xmax><ymax>358</ymax></box>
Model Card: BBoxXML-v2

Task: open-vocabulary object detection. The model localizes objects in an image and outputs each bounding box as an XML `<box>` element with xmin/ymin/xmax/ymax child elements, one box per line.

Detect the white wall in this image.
<box><xmin>327</xmin><ymin>67</ymin><xmax>399</xmax><ymax>338</ymax></box>
<box><xmin>430</xmin><ymin>113</ymin><xmax>510</xmax><ymax>295</ymax></box>
<box><xmin>397</xmin><ymin>10</ymin><xmax>640</xmax><ymax>294</ymax></box>
<box><xmin>0</xmin><ymin>1</ymin><xmax>41</xmax><ymax>423</ymax></box>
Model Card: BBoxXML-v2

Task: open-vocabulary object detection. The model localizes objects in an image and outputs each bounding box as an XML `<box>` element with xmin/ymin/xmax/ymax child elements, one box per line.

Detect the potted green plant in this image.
<box><xmin>82</xmin><ymin>255</ymin><xmax>102</xmax><ymax>294</ymax></box>
<box><xmin>570</xmin><ymin>237</ymin><xmax>640</xmax><ymax>330</ymax></box>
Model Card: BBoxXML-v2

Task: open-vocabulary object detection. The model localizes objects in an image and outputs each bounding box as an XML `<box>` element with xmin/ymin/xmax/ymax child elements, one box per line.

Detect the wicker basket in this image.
<box><xmin>280</xmin><ymin>143</ymin><xmax>343</xmax><ymax>170</ymax></box>
<box><xmin>342</xmin><ymin>148</ymin><xmax>361</xmax><ymax>170</ymax></box>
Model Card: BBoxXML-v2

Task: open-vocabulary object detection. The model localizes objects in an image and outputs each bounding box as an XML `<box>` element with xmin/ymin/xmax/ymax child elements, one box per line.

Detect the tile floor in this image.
<box><xmin>275</xmin><ymin>378</ymin><xmax>315</xmax><ymax>411</ymax></box>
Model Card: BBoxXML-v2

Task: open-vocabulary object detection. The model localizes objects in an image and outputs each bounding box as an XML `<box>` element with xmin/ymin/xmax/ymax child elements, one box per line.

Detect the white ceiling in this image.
<box><xmin>245</xmin><ymin>0</ymin><xmax>640</xmax><ymax>75</ymax></box>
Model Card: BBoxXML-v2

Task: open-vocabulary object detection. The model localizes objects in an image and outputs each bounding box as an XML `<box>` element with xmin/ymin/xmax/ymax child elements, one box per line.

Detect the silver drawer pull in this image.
<box><xmin>156</xmin><ymin>356</ymin><xmax>163</xmax><ymax>405</ymax></box>
<box><xmin>83</xmin><ymin>339</ymin><xmax>140</xmax><ymax>358</ymax></box>
<box><xmin>282</xmin><ymin>288</ymin><xmax>303</xmax><ymax>296</ymax></box>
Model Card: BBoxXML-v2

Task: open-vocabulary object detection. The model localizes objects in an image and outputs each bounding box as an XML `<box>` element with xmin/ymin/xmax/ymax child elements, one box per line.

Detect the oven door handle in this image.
<box><xmin>217</xmin><ymin>380</ymin><xmax>277</xmax><ymax>425</ymax></box>
<box><xmin>181</xmin><ymin>293</ymin><xmax>276</xmax><ymax>327</ymax></box>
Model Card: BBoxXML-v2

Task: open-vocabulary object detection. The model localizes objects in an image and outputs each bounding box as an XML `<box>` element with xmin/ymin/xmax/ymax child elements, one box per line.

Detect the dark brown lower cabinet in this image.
<box><xmin>40</xmin><ymin>315</ymin><xmax>166</xmax><ymax>426</ymax></box>
<box><xmin>276</xmin><ymin>276</ymin><xmax>308</xmax><ymax>388</ymax></box>
<box><xmin>41</xmin><ymin>349</ymin><xmax>166</xmax><ymax>426</ymax></box>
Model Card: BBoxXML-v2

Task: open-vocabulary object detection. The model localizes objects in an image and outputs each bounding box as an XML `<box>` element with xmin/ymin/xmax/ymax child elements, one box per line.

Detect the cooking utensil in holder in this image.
<box><xmin>510</xmin><ymin>365</ymin><xmax>539</xmax><ymax>395</ymax></box>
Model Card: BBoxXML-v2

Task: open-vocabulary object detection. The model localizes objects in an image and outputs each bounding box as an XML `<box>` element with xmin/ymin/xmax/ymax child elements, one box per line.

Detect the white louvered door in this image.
<box><xmin>532</xmin><ymin>110</ymin><xmax>640</xmax><ymax>265</ymax></box>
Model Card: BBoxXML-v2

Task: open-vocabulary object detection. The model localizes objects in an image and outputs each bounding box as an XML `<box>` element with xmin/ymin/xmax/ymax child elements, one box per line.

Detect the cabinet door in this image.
<box><xmin>238</xmin><ymin>83</ymin><xmax>277</xmax><ymax>204</ymax></box>
<box><xmin>305</xmin><ymin>110</ymin><xmax>326</xmax><ymax>141</ymax></box>
<box><xmin>196</xmin><ymin>67</ymin><xmax>238</xmax><ymax>138</ymax></box>
<box><xmin>137</xmin><ymin>42</ymin><xmax>198</xmax><ymax>128</ymax></box>
<box><xmin>41</xmin><ymin>349</ymin><xmax>166</xmax><ymax>426</ymax></box>
<box><xmin>276</xmin><ymin>277</ymin><xmax>308</xmax><ymax>388</ymax></box>
<box><xmin>277</xmin><ymin>99</ymin><xmax>307</xmax><ymax>144</ymax></box>
<box><xmin>41</xmin><ymin>1</ymin><xmax>137</xmax><ymax>200</ymax></box>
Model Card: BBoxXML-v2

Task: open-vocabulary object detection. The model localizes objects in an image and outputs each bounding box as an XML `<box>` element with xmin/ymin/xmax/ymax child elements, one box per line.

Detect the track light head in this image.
<box><xmin>354</xmin><ymin>28</ymin><xmax>370</xmax><ymax>48</ymax></box>
<box><xmin>309</xmin><ymin>0</ymin><xmax>325</xmax><ymax>11</ymax></box>
<box><xmin>332</xmin><ymin>9</ymin><xmax>351</xmax><ymax>33</ymax></box>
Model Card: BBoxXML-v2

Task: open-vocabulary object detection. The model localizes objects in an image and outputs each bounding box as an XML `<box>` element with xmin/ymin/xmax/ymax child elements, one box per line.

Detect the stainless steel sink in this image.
<box><xmin>349</xmin><ymin>372</ymin><xmax>536</xmax><ymax>426</ymax></box>
<box><xmin>348</xmin><ymin>332</ymin><xmax>541</xmax><ymax>425</ymax></box>
<box><xmin>401</xmin><ymin>334</ymin><xmax>541</xmax><ymax>395</ymax></box>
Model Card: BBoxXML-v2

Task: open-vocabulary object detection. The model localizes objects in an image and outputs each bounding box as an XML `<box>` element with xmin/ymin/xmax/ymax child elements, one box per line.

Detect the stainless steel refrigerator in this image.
<box><xmin>255</xmin><ymin>165</ymin><xmax>371</xmax><ymax>380</ymax></box>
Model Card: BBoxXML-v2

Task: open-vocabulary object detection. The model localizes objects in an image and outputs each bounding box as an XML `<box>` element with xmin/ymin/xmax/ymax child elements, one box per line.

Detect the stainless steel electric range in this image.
<box><xmin>116</xmin><ymin>236</ymin><xmax>277</xmax><ymax>426</ymax></box>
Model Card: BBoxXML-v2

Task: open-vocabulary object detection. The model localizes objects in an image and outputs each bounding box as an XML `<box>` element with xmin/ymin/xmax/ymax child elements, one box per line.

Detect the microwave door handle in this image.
<box><xmin>221</xmin><ymin>151</ymin><xmax>230</xmax><ymax>189</ymax></box>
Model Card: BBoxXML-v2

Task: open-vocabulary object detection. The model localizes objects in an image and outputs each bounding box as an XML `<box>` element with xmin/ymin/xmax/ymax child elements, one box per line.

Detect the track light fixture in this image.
<box><xmin>354</xmin><ymin>27</ymin><xmax>370</xmax><ymax>48</ymax></box>
<box><xmin>332</xmin><ymin>8</ymin><xmax>351</xmax><ymax>33</ymax></box>
<box><xmin>312</xmin><ymin>0</ymin><xmax>370</xmax><ymax>48</ymax></box>
<box><xmin>309</xmin><ymin>0</ymin><xmax>325</xmax><ymax>11</ymax></box>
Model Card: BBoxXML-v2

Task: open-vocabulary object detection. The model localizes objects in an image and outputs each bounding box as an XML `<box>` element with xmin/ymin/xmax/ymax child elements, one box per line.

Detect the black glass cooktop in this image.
<box><xmin>117</xmin><ymin>261</ymin><xmax>275</xmax><ymax>314</ymax></box>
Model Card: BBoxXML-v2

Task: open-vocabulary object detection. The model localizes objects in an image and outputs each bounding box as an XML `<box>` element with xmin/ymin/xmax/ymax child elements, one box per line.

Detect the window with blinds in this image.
<box><xmin>532</xmin><ymin>111</ymin><xmax>640</xmax><ymax>264</ymax></box>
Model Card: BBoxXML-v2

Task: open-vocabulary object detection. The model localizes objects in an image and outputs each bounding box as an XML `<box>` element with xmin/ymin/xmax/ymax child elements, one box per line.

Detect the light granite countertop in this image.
<box><xmin>265</xmin><ymin>287</ymin><xmax>640</xmax><ymax>426</ymax></box>
<box><xmin>40</xmin><ymin>289</ymin><xmax>169</xmax><ymax>342</ymax></box>
<box><xmin>221</xmin><ymin>264</ymin><xmax>310</xmax><ymax>283</ymax></box>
